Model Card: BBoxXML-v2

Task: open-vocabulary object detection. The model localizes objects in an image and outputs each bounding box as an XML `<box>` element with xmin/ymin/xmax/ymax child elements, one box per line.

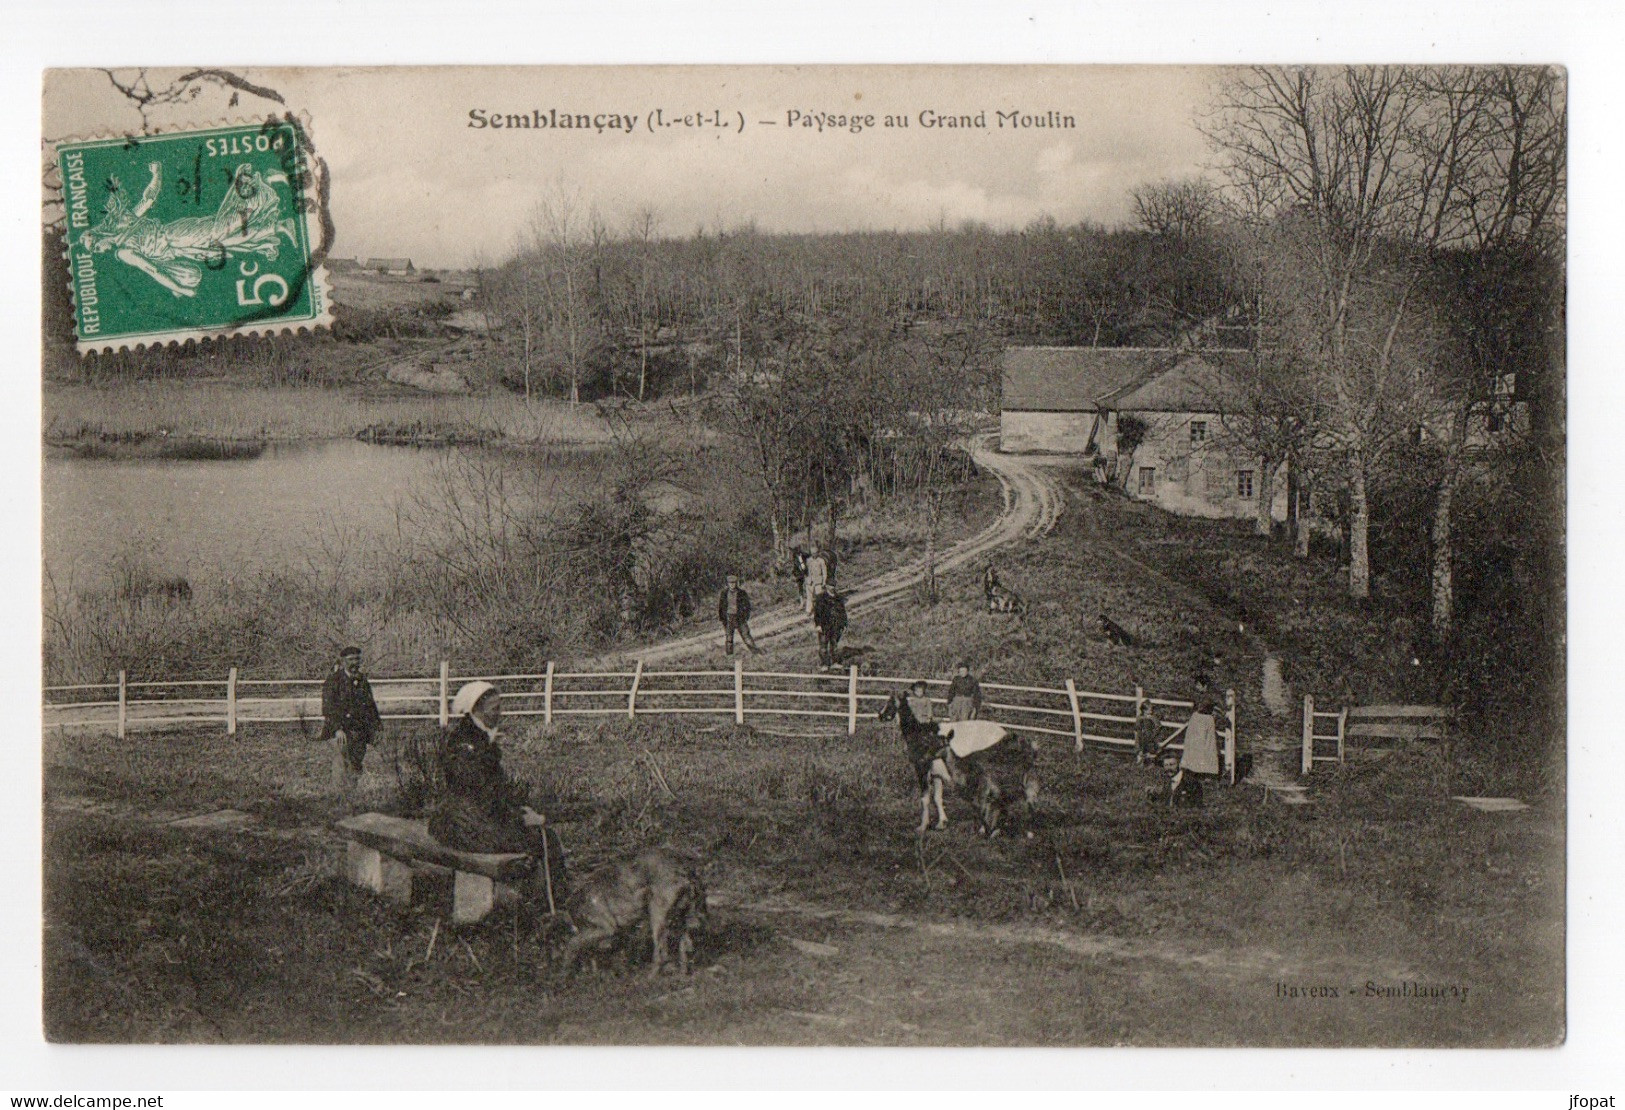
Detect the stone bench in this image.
<box><xmin>334</xmin><ymin>811</ymin><xmax>543</xmax><ymax>924</ymax></box>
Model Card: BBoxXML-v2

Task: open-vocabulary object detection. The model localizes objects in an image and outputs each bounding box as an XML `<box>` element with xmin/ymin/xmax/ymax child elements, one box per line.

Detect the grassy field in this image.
<box><xmin>40</xmin><ymin>470</ymin><xmax>1564</xmax><ymax>1046</ymax></box>
<box><xmin>41</xmin><ymin>717</ymin><xmax>1560</xmax><ymax>1045</ymax></box>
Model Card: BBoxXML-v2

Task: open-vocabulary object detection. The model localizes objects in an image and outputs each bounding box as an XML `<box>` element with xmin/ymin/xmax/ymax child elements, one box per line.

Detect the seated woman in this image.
<box><xmin>429</xmin><ymin>681</ymin><xmax>568</xmax><ymax>906</ymax></box>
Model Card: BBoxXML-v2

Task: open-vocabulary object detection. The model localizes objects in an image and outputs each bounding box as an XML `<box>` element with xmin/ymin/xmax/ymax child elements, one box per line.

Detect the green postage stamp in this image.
<box><xmin>57</xmin><ymin>118</ymin><xmax>331</xmax><ymax>352</ymax></box>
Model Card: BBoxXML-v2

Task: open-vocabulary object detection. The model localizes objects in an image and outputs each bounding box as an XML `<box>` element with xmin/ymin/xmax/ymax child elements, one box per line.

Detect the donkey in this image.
<box><xmin>878</xmin><ymin>692</ymin><xmax>1040</xmax><ymax>836</ymax></box>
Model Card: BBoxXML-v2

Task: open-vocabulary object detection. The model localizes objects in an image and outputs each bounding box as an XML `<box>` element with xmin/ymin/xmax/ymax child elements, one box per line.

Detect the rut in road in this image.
<box><xmin>628</xmin><ymin>434</ymin><xmax>1065</xmax><ymax>665</ymax></box>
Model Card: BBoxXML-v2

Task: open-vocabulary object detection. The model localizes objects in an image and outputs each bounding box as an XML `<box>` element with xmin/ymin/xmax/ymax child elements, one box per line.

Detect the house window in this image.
<box><xmin>1189</xmin><ymin>420</ymin><xmax>1208</xmax><ymax>444</ymax></box>
<box><xmin>1138</xmin><ymin>467</ymin><xmax>1156</xmax><ymax>495</ymax></box>
<box><xmin>1236</xmin><ymin>470</ymin><xmax>1255</xmax><ymax>499</ymax></box>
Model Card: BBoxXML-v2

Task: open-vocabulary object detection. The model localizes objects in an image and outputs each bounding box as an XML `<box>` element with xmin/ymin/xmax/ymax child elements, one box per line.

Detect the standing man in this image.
<box><xmin>812</xmin><ymin>581</ymin><xmax>847</xmax><ymax>668</ymax></box>
<box><xmin>718</xmin><ymin>573</ymin><xmax>759</xmax><ymax>655</ymax></box>
<box><xmin>945</xmin><ymin>660</ymin><xmax>983</xmax><ymax>721</ymax></box>
<box><xmin>319</xmin><ymin>646</ymin><xmax>382</xmax><ymax>791</ymax></box>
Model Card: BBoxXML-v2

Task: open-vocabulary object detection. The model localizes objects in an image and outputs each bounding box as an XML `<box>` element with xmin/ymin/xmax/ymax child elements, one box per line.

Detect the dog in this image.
<box><xmin>1099</xmin><ymin>611</ymin><xmax>1135</xmax><ymax>646</ymax></box>
<box><xmin>557</xmin><ymin>847</ymin><xmax>708</xmax><ymax>978</ymax></box>
<box><xmin>987</xmin><ymin>586</ymin><xmax>1028</xmax><ymax>615</ymax></box>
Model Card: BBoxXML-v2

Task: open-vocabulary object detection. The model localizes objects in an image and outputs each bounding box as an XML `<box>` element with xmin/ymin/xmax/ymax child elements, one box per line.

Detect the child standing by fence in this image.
<box><xmin>945</xmin><ymin>661</ymin><xmax>982</xmax><ymax>721</ymax></box>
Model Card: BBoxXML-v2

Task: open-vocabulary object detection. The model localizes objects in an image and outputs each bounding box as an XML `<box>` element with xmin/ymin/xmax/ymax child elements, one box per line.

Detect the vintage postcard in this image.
<box><xmin>39</xmin><ymin>65</ymin><xmax>1566</xmax><ymax>1050</ymax></box>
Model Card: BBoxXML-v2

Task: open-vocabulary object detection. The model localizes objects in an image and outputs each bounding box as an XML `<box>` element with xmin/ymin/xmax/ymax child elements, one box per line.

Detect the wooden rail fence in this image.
<box><xmin>44</xmin><ymin>662</ymin><xmax>1240</xmax><ymax>774</ymax></box>
<box><xmin>1301</xmin><ymin>697</ymin><xmax>1452</xmax><ymax>773</ymax></box>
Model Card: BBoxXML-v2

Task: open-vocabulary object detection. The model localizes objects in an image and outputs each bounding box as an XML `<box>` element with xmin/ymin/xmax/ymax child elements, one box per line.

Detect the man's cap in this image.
<box><xmin>339</xmin><ymin>646</ymin><xmax>362</xmax><ymax>659</ymax></box>
<box><xmin>452</xmin><ymin>680</ymin><xmax>498</xmax><ymax>718</ymax></box>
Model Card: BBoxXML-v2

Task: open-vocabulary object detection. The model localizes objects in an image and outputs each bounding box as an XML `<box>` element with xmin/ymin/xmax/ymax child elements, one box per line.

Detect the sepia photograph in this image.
<box><xmin>37</xmin><ymin>61</ymin><xmax>1567</xmax><ymax>1052</ymax></box>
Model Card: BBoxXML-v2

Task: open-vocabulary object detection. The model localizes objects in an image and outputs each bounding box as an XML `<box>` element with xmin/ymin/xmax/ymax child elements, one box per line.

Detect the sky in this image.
<box><xmin>43</xmin><ymin>66</ymin><xmax>1218</xmax><ymax>269</ymax></box>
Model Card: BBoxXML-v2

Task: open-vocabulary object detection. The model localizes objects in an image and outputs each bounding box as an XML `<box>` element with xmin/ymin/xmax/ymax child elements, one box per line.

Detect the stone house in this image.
<box><xmin>1000</xmin><ymin>345</ymin><xmax>1288</xmax><ymax>522</ymax></box>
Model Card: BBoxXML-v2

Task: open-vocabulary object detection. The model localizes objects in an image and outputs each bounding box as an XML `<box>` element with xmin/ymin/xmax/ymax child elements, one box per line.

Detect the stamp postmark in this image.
<box><xmin>56</xmin><ymin>117</ymin><xmax>332</xmax><ymax>353</ymax></box>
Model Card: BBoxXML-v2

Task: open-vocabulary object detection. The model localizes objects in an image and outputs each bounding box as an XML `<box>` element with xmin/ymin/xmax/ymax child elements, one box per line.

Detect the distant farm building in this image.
<box><xmin>364</xmin><ymin>257</ymin><xmax>416</xmax><ymax>276</ymax></box>
<box><xmin>1000</xmin><ymin>346</ymin><xmax>1288</xmax><ymax>522</ymax></box>
<box><xmin>324</xmin><ymin>256</ymin><xmax>360</xmax><ymax>271</ymax></box>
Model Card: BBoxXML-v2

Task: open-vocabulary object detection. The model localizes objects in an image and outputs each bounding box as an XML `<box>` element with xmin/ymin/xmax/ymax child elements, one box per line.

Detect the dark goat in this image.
<box><xmin>878</xmin><ymin>691</ymin><xmax>1039</xmax><ymax>836</ymax></box>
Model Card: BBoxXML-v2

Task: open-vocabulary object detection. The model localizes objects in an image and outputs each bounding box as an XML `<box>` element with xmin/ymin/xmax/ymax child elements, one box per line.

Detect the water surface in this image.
<box><xmin>43</xmin><ymin>439</ymin><xmax>600</xmax><ymax>592</ymax></box>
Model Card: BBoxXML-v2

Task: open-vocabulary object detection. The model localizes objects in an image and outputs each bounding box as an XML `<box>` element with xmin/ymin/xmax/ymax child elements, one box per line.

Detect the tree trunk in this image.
<box><xmin>768</xmin><ymin>506</ymin><xmax>787</xmax><ymax>566</ymax></box>
<box><xmin>1255</xmin><ymin>457</ymin><xmax>1278</xmax><ymax>538</ymax></box>
<box><xmin>521</xmin><ymin>315</ymin><xmax>533</xmax><ymax>403</ymax></box>
<box><xmin>1293</xmin><ymin>481</ymin><xmax>1311</xmax><ymax>559</ymax></box>
<box><xmin>1348</xmin><ymin>455</ymin><xmax>1371</xmax><ymax>600</ymax></box>
<box><xmin>1430</xmin><ymin>465</ymin><xmax>1456</xmax><ymax>640</ymax></box>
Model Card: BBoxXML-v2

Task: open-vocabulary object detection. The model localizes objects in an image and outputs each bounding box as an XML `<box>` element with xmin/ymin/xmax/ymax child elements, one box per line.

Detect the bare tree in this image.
<box><xmin>1131</xmin><ymin>177</ymin><xmax>1225</xmax><ymax>239</ymax></box>
<box><xmin>627</xmin><ymin>207</ymin><xmax>662</xmax><ymax>401</ymax></box>
<box><xmin>1204</xmin><ymin>65</ymin><xmax>1559</xmax><ymax>604</ymax></box>
<box><xmin>529</xmin><ymin>184</ymin><xmax>606</xmax><ymax>405</ymax></box>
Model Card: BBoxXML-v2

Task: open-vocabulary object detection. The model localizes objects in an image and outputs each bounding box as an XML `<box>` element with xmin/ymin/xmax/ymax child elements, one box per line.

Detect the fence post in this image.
<box><xmin>226</xmin><ymin>667</ymin><xmax>238</xmax><ymax>736</ymax></box>
<box><xmin>1301</xmin><ymin>693</ymin><xmax>1314</xmax><ymax>775</ymax></box>
<box><xmin>543</xmin><ymin>661</ymin><xmax>555</xmax><ymax>725</ymax></box>
<box><xmin>1133</xmin><ymin>683</ymin><xmax>1145</xmax><ymax>754</ymax></box>
<box><xmin>734</xmin><ymin>657</ymin><xmax>745</xmax><ymax>725</ymax></box>
<box><xmin>847</xmin><ymin>665</ymin><xmax>859</xmax><ymax>735</ymax></box>
<box><xmin>117</xmin><ymin>669</ymin><xmax>127</xmax><ymax>740</ymax></box>
<box><xmin>1065</xmin><ymin>679</ymin><xmax>1084</xmax><ymax>752</ymax></box>
<box><xmin>1337</xmin><ymin>707</ymin><xmax>1348</xmax><ymax>764</ymax></box>
<box><xmin>438</xmin><ymin>661</ymin><xmax>450</xmax><ymax>728</ymax></box>
<box><xmin>1224</xmin><ymin>688</ymin><xmax>1237</xmax><ymax>785</ymax></box>
<box><xmin>628</xmin><ymin>660</ymin><xmax>643</xmax><ymax>719</ymax></box>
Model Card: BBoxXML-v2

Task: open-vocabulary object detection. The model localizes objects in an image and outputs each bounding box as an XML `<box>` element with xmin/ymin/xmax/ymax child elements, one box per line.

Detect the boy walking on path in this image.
<box><xmin>717</xmin><ymin>574</ymin><xmax>759</xmax><ymax>655</ymax></box>
<box><xmin>945</xmin><ymin>661</ymin><xmax>983</xmax><ymax>721</ymax></box>
<box><xmin>319</xmin><ymin>646</ymin><xmax>382</xmax><ymax>791</ymax></box>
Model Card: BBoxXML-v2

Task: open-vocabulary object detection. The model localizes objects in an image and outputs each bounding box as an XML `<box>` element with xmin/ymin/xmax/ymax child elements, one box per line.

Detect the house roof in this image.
<box><xmin>1100</xmin><ymin>351</ymin><xmax>1254</xmax><ymax>413</ymax></box>
<box><xmin>365</xmin><ymin>257</ymin><xmax>414</xmax><ymax>269</ymax></box>
<box><xmin>1001</xmin><ymin>347</ymin><xmax>1185</xmax><ymax>412</ymax></box>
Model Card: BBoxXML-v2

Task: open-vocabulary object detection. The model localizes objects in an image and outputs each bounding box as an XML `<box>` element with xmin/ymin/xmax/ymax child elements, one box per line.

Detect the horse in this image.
<box><xmin>877</xmin><ymin>691</ymin><xmax>1039</xmax><ymax>837</ymax></box>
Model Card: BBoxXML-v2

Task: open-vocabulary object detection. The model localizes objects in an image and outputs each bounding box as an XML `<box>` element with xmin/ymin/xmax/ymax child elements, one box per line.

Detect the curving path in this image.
<box><xmin>627</xmin><ymin>433</ymin><xmax>1065</xmax><ymax>665</ymax></box>
<box><xmin>43</xmin><ymin>436</ymin><xmax>1065</xmax><ymax>729</ymax></box>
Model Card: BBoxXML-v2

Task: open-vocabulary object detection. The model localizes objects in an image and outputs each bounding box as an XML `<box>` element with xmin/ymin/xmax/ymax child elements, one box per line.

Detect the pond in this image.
<box><xmin>43</xmin><ymin>439</ymin><xmax>606</xmax><ymax>594</ymax></box>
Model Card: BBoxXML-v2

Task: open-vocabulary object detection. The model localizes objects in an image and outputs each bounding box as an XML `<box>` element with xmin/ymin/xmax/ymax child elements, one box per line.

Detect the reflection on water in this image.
<box><xmin>43</xmin><ymin>439</ymin><xmax>598</xmax><ymax>592</ymax></box>
<box><xmin>1261</xmin><ymin>653</ymin><xmax>1289</xmax><ymax>717</ymax></box>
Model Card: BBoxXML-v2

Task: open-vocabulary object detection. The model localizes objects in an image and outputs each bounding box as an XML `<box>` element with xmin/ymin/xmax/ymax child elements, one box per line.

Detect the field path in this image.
<box><xmin>627</xmin><ymin>433</ymin><xmax>1064</xmax><ymax>665</ymax></box>
<box><xmin>44</xmin><ymin>790</ymin><xmax>1417</xmax><ymax>986</ymax></box>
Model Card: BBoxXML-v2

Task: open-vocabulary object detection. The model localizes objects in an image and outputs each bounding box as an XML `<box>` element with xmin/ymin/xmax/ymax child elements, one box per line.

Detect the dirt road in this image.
<box><xmin>629</xmin><ymin>434</ymin><xmax>1066</xmax><ymax>664</ymax></box>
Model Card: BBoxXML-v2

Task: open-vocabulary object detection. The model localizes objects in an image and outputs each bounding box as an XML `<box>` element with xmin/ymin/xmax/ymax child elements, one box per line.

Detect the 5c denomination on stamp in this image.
<box><xmin>57</xmin><ymin>117</ymin><xmax>332</xmax><ymax>353</ymax></box>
